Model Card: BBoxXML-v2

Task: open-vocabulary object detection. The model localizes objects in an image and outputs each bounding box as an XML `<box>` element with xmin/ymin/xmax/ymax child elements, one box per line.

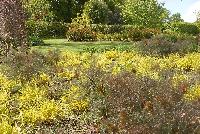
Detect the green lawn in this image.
<box><xmin>31</xmin><ymin>39</ymin><xmax>135</xmax><ymax>52</ymax></box>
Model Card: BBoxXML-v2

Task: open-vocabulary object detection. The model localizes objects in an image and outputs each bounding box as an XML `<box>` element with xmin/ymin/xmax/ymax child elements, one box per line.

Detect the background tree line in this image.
<box><xmin>1</xmin><ymin>0</ymin><xmax>200</xmax><ymax>50</ymax></box>
<box><xmin>22</xmin><ymin>0</ymin><xmax>186</xmax><ymax>26</ymax></box>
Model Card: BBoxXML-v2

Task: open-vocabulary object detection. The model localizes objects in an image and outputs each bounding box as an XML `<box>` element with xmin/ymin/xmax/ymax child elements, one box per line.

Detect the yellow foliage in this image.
<box><xmin>2</xmin><ymin>50</ymin><xmax>200</xmax><ymax>133</ymax></box>
<box><xmin>19</xmin><ymin>85</ymin><xmax>46</xmax><ymax>109</ymax></box>
<box><xmin>61</xmin><ymin>85</ymin><xmax>89</xmax><ymax>113</ymax></box>
<box><xmin>22</xmin><ymin>100</ymin><xmax>62</xmax><ymax>124</ymax></box>
<box><xmin>0</xmin><ymin>121</ymin><xmax>18</xmax><ymax>134</ymax></box>
<box><xmin>58</xmin><ymin>69</ymin><xmax>76</xmax><ymax>80</ymax></box>
<box><xmin>172</xmin><ymin>73</ymin><xmax>188</xmax><ymax>87</ymax></box>
<box><xmin>184</xmin><ymin>85</ymin><xmax>200</xmax><ymax>101</ymax></box>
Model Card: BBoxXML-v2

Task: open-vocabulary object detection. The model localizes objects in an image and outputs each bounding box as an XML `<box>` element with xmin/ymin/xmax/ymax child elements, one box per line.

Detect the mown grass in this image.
<box><xmin>31</xmin><ymin>39</ymin><xmax>135</xmax><ymax>53</ymax></box>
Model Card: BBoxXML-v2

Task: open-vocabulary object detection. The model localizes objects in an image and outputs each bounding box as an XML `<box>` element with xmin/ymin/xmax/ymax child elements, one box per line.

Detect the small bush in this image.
<box><xmin>2</xmin><ymin>50</ymin><xmax>60</xmax><ymax>81</ymax></box>
<box><xmin>138</xmin><ymin>34</ymin><xmax>198</xmax><ymax>56</ymax></box>
<box><xmin>28</xmin><ymin>36</ymin><xmax>44</xmax><ymax>46</ymax></box>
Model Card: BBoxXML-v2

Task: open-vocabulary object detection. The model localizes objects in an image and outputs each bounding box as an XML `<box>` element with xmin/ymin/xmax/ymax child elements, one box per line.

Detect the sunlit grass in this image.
<box><xmin>31</xmin><ymin>39</ymin><xmax>135</xmax><ymax>52</ymax></box>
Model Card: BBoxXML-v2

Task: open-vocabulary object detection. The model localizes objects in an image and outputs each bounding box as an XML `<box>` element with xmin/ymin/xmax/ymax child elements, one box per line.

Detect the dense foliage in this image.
<box><xmin>26</xmin><ymin>20</ymin><xmax>67</xmax><ymax>38</ymax></box>
<box><xmin>66</xmin><ymin>16</ymin><xmax>97</xmax><ymax>41</ymax></box>
<box><xmin>121</xmin><ymin>0</ymin><xmax>169</xmax><ymax>27</ymax></box>
<box><xmin>47</xmin><ymin>0</ymin><xmax>88</xmax><ymax>22</ymax></box>
<box><xmin>1</xmin><ymin>1</ymin><xmax>200</xmax><ymax>133</ymax></box>
<box><xmin>23</xmin><ymin>0</ymin><xmax>54</xmax><ymax>22</ymax></box>
<box><xmin>83</xmin><ymin>0</ymin><xmax>109</xmax><ymax>24</ymax></box>
<box><xmin>83</xmin><ymin>0</ymin><xmax>123</xmax><ymax>24</ymax></box>
<box><xmin>166</xmin><ymin>22</ymin><xmax>199</xmax><ymax>36</ymax></box>
<box><xmin>22</xmin><ymin>0</ymin><xmax>200</xmax><ymax>41</ymax></box>
<box><xmin>0</xmin><ymin>49</ymin><xmax>200</xmax><ymax>133</ymax></box>
<box><xmin>168</xmin><ymin>13</ymin><xmax>184</xmax><ymax>23</ymax></box>
<box><xmin>0</xmin><ymin>0</ymin><xmax>27</xmax><ymax>55</ymax></box>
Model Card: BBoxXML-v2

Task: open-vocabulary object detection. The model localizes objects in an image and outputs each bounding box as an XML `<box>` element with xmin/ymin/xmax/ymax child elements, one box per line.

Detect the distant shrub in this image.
<box><xmin>126</xmin><ymin>28</ymin><xmax>160</xmax><ymax>41</ymax></box>
<box><xmin>26</xmin><ymin>20</ymin><xmax>67</xmax><ymax>39</ymax></box>
<box><xmin>91</xmin><ymin>24</ymin><xmax>160</xmax><ymax>41</ymax></box>
<box><xmin>138</xmin><ymin>34</ymin><xmax>198</xmax><ymax>56</ymax></box>
<box><xmin>28</xmin><ymin>36</ymin><xmax>44</xmax><ymax>46</ymax></box>
<box><xmin>91</xmin><ymin>24</ymin><xmax>124</xmax><ymax>34</ymax></box>
<box><xmin>96</xmin><ymin>33</ymin><xmax>127</xmax><ymax>41</ymax></box>
<box><xmin>167</xmin><ymin>22</ymin><xmax>199</xmax><ymax>36</ymax></box>
<box><xmin>66</xmin><ymin>16</ymin><xmax>97</xmax><ymax>41</ymax></box>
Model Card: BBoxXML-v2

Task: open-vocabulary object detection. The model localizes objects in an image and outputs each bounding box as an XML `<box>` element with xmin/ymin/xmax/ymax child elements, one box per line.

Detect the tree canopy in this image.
<box><xmin>120</xmin><ymin>0</ymin><xmax>169</xmax><ymax>28</ymax></box>
<box><xmin>169</xmin><ymin>13</ymin><xmax>184</xmax><ymax>23</ymax></box>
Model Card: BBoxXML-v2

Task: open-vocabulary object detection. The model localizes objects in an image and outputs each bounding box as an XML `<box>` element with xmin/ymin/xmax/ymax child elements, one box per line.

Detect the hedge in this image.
<box><xmin>26</xmin><ymin>21</ymin><xmax>67</xmax><ymax>38</ymax></box>
<box><xmin>166</xmin><ymin>22</ymin><xmax>199</xmax><ymax>36</ymax></box>
<box><xmin>66</xmin><ymin>24</ymin><xmax>161</xmax><ymax>41</ymax></box>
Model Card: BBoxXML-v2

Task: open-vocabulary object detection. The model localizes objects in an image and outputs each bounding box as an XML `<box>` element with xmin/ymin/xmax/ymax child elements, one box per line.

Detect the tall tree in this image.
<box><xmin>121</xmin><ymin>0</ymin><xmax>169</xmax><ymax>28</ymax></box>
<box><xmin>196</xmin><ymin>11</ymin><xmax>200</xmax><ymax>22</ymax></box>
<box><xmin>23</xmin><ymin>0</ymin><xmax>54</xmax><ymax>22</ymax></box>
<box><xmin>48</xmin><ymin>0</ymin><xmax>88</xmax><ymax>22</ymax></box>
<box><xmin>0</xmin><ymin>0</ymin><xmax>27</xmax><ymax>55</ymax></box>
<box><xmin>83</xmin><ymin>0</ymin><xmax>109</xmax><ymax>24</ymax></box>
<box><xmin>23</xmin><ymin>0</ymin><xmax>89</xmax><ymax>23</ymax></box>
<box><xmin>169</xmin><ymin>13</ymin><xmax>184</xmax><ymax>23</ymax></box>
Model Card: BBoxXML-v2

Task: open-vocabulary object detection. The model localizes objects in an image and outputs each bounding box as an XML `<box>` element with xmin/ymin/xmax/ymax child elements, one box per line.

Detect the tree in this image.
<box><xmin>83</xmin><ymin>0</ymin><xmax>123</xmax><ymax>24</ymax></box>
<box><xmin>104</xmin><ymin>0</ymin><xmax>123</xmax><ymax>24</ymax></box>
<box><xmin>48</xmin><ymin>0</ymin><xmax>88</xmax><ymax>22</ymax></box>
<box><xmin>0</xmin><ymin>0</ymin><xmax>27</xmax><ymax>55</ymax></box>
<box><xmin>121</xmin><ymin>0</ymin><xmax>169</xmax><ymax>28</ymax></box>
<box><xmin>83</xmin><ymin>0</ymin><xmax>109</xmax><ymax>24</ymax></box>
<box><xmin>196</xmin><ymin>11</ymin><xmax>200</xmax><ymax>22</ymax></box>
<box><xmin>169</xmin><ymin>13</ymin><xmax>184</xmax><ymax>23</ymax></box>
<box><xmin>23</xmin><ymin>0</ymin><xmax>54</xmax><ymax>22</ymax></box>
<box><xmin>23</xmin><ymin>0</ymin><xmax>89</xmax><ymax>23</ymax></box>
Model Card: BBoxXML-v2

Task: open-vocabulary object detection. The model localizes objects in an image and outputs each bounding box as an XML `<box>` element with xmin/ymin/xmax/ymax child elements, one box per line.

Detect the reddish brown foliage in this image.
<box><xmin>0</xmin><ymin>0</ymin><xmax>27</xmax><ymax>55</ymax></box>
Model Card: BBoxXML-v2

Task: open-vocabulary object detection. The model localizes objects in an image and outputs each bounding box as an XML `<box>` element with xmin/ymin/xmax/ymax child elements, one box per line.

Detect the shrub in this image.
<box><xmin>167</xmin><ymin>22</ymin><xmax>199</xmax><ymax>36</ymax></box>
<box><xmin>89</xmin><ymin>72</ymin><xmax>200</xmax><ymax>133</ymax></box>
<box><xmin>91</xmin><ymin>24</ymin><xmax>124</xmax><ymax>34</ymax></box>
<box><xmin>26</xmin><ymin>20</ymin><xmax>67</xmax><ymax>39</ymax></box>
<box><xmin>127</xmin><ymin>28</ymin><xmax>144</xmax><ymax>41</ymax></box>
<box><xmin>138</xmin><ymin>34</ymin><xmax>198</xmax><ymax>56</ymax></box>
<box><xmin>28</xmin><ymin>36</ymin><xmax>44</xmax><ymax>46</ymax></box>
<box><xmin>67</xmin><ymin>22</ymin><xmax>161</xmax><ymax>42</ymax></box>
<box><xmin>92</xmin><ymin>24</ymin><xmax>161</xmax><ymax>41</ymax></box>
<box><xmin>126</xmin><ymin>28</ymin><xmax>160</xmax><ymax>41</ymax></box>
<box><xmin>2</xmin><ymin>50</ymin><xmax>60</xmax><ymax>81</ymax></box>
<box><xmin>96</xmin><ymin>33</ymin><xmax>127</xmax><ymax>41</ymax></box>
<box><xmin>66</xmin><ymin>16</ymin><xmax>97</xmax><ymax>41</ymax></box>
<box><xmin>1</xmin><ymin>49</ymin><xmax>200</xmax><ymax>133</ymax></box>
